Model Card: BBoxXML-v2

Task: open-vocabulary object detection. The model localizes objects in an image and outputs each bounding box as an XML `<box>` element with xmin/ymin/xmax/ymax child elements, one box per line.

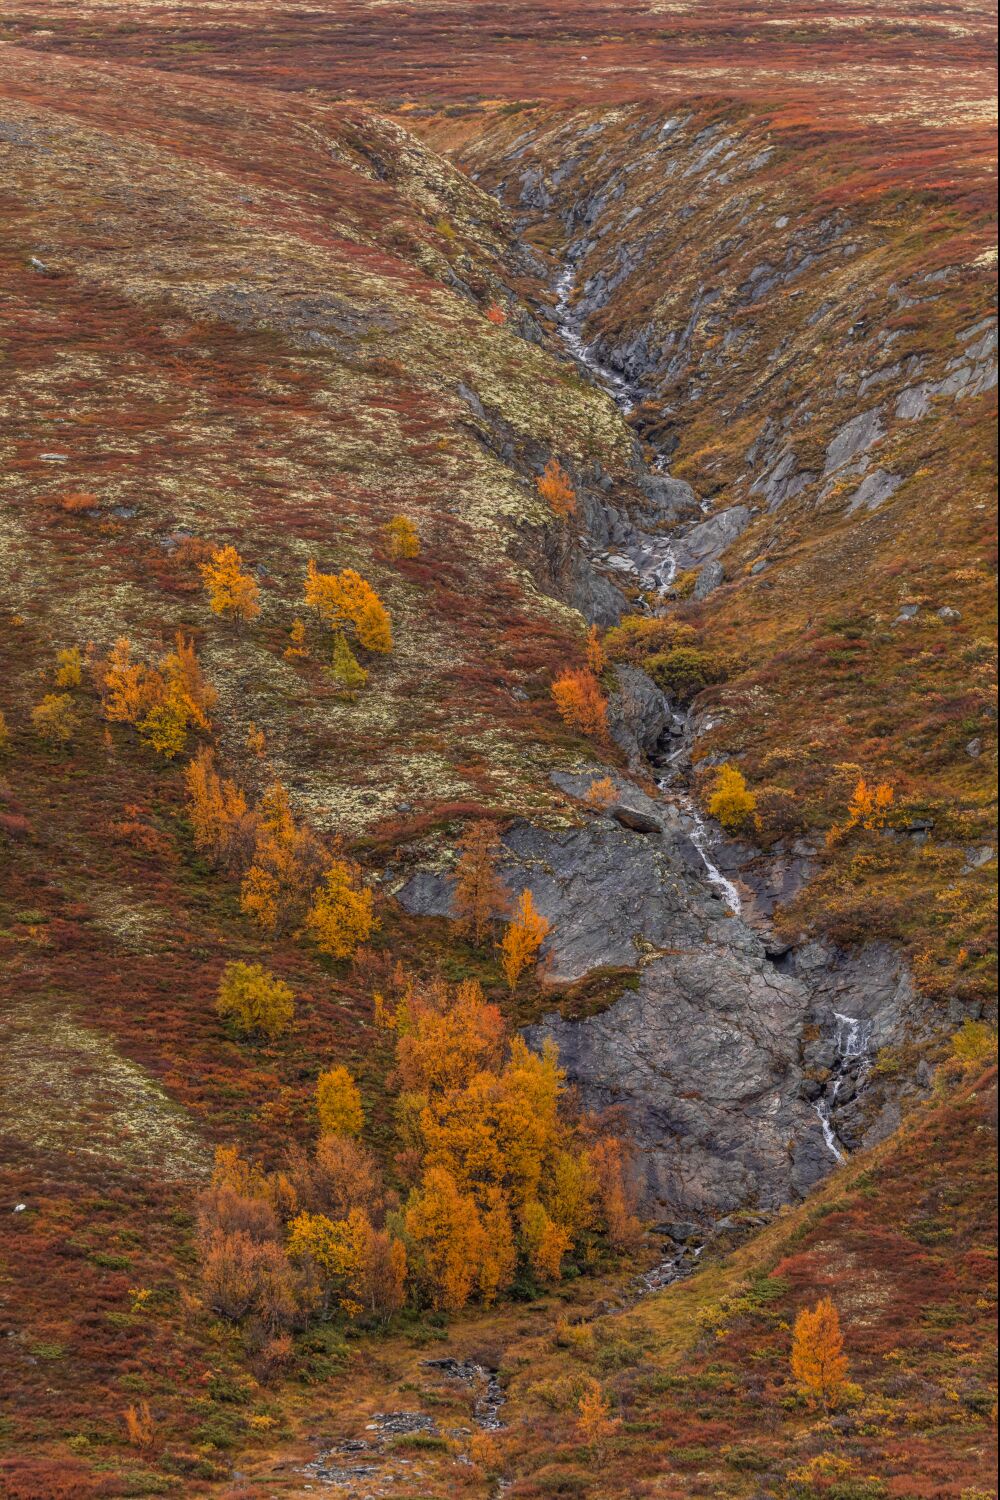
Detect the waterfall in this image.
<box><xmin>814</xmin><ymin>1012</ymin><xmax>873</xmax><ymax>1162</ymax></box>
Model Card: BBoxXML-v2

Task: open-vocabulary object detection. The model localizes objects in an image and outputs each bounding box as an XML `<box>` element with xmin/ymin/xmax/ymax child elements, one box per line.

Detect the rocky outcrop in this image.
<box><xmin>607</xmin><ymin>664</ymin><xmax>672</xmax><ymax>765</ymax></box>
<box><xmin>398</xmin><ymin>789</ymin><xmax>924</xmax><ymax>1221</ymax></box>
<box><xmin>673</xmin><ymin>505</ymin><xmax>750</xmax><ymax>568</ymax></box>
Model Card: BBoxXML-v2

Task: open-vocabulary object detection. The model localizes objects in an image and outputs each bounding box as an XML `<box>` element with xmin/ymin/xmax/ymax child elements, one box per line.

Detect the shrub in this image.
<box><xmin>584</xmin><ymin>625</ymin><xmax>606</xmax><ymax>673</ymax></box>
<box><xmin>576</xmin><ymin>1378</ymin><xmax>619</xmax><ymax>1456</ymax></box>
<box><xmin>330</xmin><ymin>632</ymin><xmax>368</xmax><ymax>694</ymax></box>
<box><xmin>31</xmin><ymin>693</ymin><xmax>79</xmax><ymax>745</ymax></box>
<box><xmin>315</xmin><ymin>1064</ymin><xmax>364</xmax><ymax>1137</ymax></box>
<box><xmin>646</xmin><ymin>645</ymin><xmax>726</xmax><ymax>703</ymax></box>
<box><xmin>199</xmin><ymin>545</ymin><xmax>261</xmax><ymax>625</ymax></box>
<box><xmin>790</xmin><ymin>1296</ymin><xmax>850</xmax><ymax>1409</ymax></box>
<box><xmin>54</xmin><ymin>646</ymin><xmax>83</xmax><ymax>688</ymax></box>
<box><xmin>384</xmin><ymin>515</ymin><xmax>420</xmax><ymax>559</ymax></box>
<box><xmin>707</xmin><ymin>763</ymin><xmax>758</xmax><ymax>834</ymax></box>
<box><xmin>304</xmin><ymin>560</ymin><xmax>392</xmax><ymax>653</ymax></box>
<box><xmin>551</xmin><ymin>669</ymin><xmax>608</xmax><ymax>740</ymax></box>
<box><xmin>304</xmin><ymin>860</ymin><xmax>376</xmax><ymax>959</ymax></box>
<box><xmin>950</xmin><ymin>1018</ymin><xmax>998</xmax><ymax>1068</ymax></box>
<box><xmin>184</xmin><ymin>746</ymin><xmax>256</xmax><ymax>874</ymax></box>
<box><xmin>603</xmin><ymin>613</ymin><xmax>694</xmax><ymax>664</ymax></box>
<box><xmin>99</xmin><ymin>633</ymin><xmax>216</xmax><ymax>758</ymax></box>
<box><xmin>215</xmin><ymin>961</ymin><xmax>295</xmax><ymax>1042</ymax></box>
<box><xmin>451</xmin><ymin>821</ymin><xmax>511</xmax><ymax>946</ymax></box>
<box><xmin>500</xmin><ymin>888</ymin><xmax>550</xmax><ymax>989</ymax></box>
<box><xmin>536</xmin><ymin>458</ymin><xmax>576</xmax><ymax>519</ymax></box>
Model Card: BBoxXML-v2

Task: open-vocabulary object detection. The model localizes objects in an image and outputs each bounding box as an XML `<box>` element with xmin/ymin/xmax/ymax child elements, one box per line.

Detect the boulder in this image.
<box><xmin>693</xmin><ymin>559</ymin><xmax>724</xmax><ymax>599</ymax></box>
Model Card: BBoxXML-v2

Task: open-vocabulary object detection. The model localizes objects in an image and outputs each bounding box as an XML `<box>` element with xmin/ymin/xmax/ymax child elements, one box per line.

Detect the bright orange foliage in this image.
<box><xmin>100</xmin><ymin>633</ymin><xmax>215</xmax><ymax>759</ymax></box>
<box><xmin>199</xmin><ymin>544</ymin><xmax>261</xmax><ymax>625</ymax></box>
<box><xmin>284</xmin><ymin>618</ymin><xmax>308</xmax><ymax>659</ymax></box>
<box><xmin>484</xmin><ymin>302</ymin><xmax>507</xmax><ymax>325</ymax></box>
<box><xmin>707</xmin><ymin>763</ymin><xmax>758</xmax><ymax>834</ymax></box>
<box><xmin>184</xmin><ymin>746</ymin><xmax>253</xmax><ymax>873</ymax></box>
<box><xmin>403</xmin><ymin>1166</ymin><xmax>488</xmax><ymax>1312</ymax></box>
<box><xmin>827</xmin><ymin>775</ymin><xmax>895</xmax><ymax>847</ymax></box>
<box><xmin>240</xmin><ymin>783</ymin><xmax>326</xmax><ymax>933</ymax></box>
<box><xmin>536</xmin><ymin>457</ymin><xmax>577</xmax><ymax>518</ymax></box>
<box><xmin>304</xmin><ymin>559</ymin><xmax>392</xmax><ymax>653</ymax></box>
<box><xmin>576</xmin><ymin>1379</ymin><xmax>619</xmax><ymax>1456</ymax></box>
<box><xmin>521</xmin><ymin>1198</ymin><xmax>571</xmax><ymax>1281</ymax></box>
<box><xmin>590</xmin><ymin>1136</ymin><xmax>642</xmax><ymax>1250</ymax></box>
<box><xmin>499</xmin><ymin>888</ymin><xmax>550</xmax><ymax>989</ymax></box>
<box><xmin>584</xmin><ymin>775</ymin><xmax>617</xmax><ymax>807</ymax></box>
<box><xmin>790</xmin><ymin>1296</ymin><xmax>850</xmax><ymax>1409</ymax></box>
<box><xmin>551</xmin><ymin>668</ymin><xmax>608</xmax><ymax>740</ymax></box>
<box><xmin>846</xmin><ymin>776</ymin><xmax>895</xmax><ymax>831</ymax></box>
<box><xmin>585</xmin><ymin>624</ymin><xmax>607</xmax><ymax>674</ymax></box>
<box><xmin>394</xmin><ymin>978</ymin><xmax>506</xmax><ymax>1097</ymax></box>
<box><xmin>101</xmin><ymin>638</ymin><xmax>156</xmax><ymax>725</ymax></box>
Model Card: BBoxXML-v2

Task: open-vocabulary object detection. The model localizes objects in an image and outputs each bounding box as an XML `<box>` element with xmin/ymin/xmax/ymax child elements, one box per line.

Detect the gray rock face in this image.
<box><xmin>528</xmin><ymin>952</ymin><xmax>828</xmax><ymax>1215</ymax></box>
<box><xmin>636</xmin><ymin>473</ymin><xmax>701</xmax><ymax>524</ymax></box>
<box><xmin>674</xmin><ymin>505</ymin><xmax>751</xmax><ymax>567</ymax></box>
<box><xmin>693</xmin><ymin>559</ymin><xmax>725</xmax><ymax>599</ymax></box>
<box><xmin>397</xmin><ymin>785</ymin><xmax>927</xmax><ymax>1221</ymax></box>
<box><xmin>550</xmin><ymin>770</ymin><xmax>667</xmax><ymax>835</ymax></box>
<box><xmin>845</xmin><ymin>467</ymin><xmax>903</xmax><ymax>513</ymax></box>
<box><xmin>824</xmin><ymin>406</ymin><xmax>885</xmax><ymax>472</ymax></box>
<box><xmin>607</xmin><ymin>664</ymin><xmax>671</xmax><ymax>765</ymax></box>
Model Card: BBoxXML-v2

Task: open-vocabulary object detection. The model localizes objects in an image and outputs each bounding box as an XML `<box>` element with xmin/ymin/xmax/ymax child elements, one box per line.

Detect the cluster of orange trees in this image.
<box><xmin>185</xmin><ymin>747</ymin><xmax>375</xmax><ymax>959</ymax></box>
<box><xmin>28</xmin><ymin>633</ymin><xmax>218</xmax><ymax>756</ymax></box>
<box><xmin>198</xmin><ymin>542</ymin><xmax>396</xmax><ymax>696</ymax></box>
<box><xmin>199</xmin><ymin>971</ymin><xmax>640</xmax><ymax>1360</ymax></box>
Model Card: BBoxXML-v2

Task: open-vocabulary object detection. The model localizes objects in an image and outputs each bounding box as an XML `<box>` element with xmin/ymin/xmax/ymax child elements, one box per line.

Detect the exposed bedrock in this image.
<box><xmin>397</xmin><ymin>796</ymin><xmax>923</xmax><ymax>1219</ymax></box>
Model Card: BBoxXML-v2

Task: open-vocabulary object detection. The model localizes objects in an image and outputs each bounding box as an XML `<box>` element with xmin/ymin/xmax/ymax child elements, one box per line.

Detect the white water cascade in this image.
<box><xmin>814</xmin><ymin>1012</ymin><xmax>872</xmax><ymax>1163</ymax></box>
<box><xmin>659</xmin><ymin>785</ymin><xmax>744</xmax><ymax>915</ymax></box>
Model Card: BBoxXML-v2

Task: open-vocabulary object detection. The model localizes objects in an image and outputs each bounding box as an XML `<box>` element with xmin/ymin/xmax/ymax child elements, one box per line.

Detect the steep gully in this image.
<box><xmin>402</xmin><ymin>220</ymin><xmax>925</xmax><ymax>1227</ymax></box>
<box><xmin>551</xmin><ymin>260</ymin><xmax>871</xmax><ymax>1183</ymax></box>
<box><xmin>296</xmin><ymin>173</ymin><xmax>918</xmax><ymax>1500</ymax></box>
<box><xmin>300</xmin><ymin>251</ymin><xmax>897</xmax><ymax>1493</ymax></box>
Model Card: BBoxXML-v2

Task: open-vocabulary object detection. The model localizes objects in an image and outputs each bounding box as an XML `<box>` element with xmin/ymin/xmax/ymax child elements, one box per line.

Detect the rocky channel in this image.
<box><xmin>397</xmin><ymin>195</ymin><xmax>939</xmax><ymax>1230</ymax></box>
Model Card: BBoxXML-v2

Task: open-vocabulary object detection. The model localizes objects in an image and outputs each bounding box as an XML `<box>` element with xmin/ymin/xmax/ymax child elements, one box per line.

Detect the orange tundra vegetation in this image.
<box><xmin>551</xmin><ymin>667</ymin><xmax>609</xmax><ymax>740</ymax></box>
<box><xmin>197</xmin><ymin>975</ymin><xmax>639</xmax><ymax>1329</ymax></box>
<box><xmin>536</xmin><ymin>456</ymin><xmax>577</xmax><ymax>518</ymax></box>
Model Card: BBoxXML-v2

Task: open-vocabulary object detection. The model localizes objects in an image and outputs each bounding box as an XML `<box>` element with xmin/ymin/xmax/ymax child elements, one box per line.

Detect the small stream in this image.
<box><xmin>556</xmin><ymin>261</ymin><xmax>746</xmax><ymax>922</ymax></box>
<box><xmin>554</xmin><ymin>265</ymin><xmax>635</xmax><ymax>412</ymax></box>
<box><xmin>814</xmin><ymin>1013</ymin><xmax>872</xmax><ymax>1163</ymax></box>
